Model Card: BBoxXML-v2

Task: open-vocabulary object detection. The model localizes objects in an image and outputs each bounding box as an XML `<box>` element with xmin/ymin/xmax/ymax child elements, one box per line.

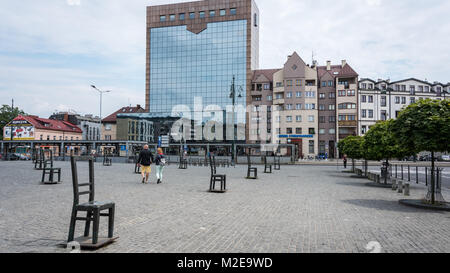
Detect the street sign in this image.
<box><xmin>160</xmin><ymin>135</ymin><xmax>169</xmax><ymax>148</ymax></box>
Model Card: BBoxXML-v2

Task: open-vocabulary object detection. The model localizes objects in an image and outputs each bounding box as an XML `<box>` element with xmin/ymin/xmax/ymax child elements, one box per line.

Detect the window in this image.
<box><xmin>381</xmin><ymin>110</ymin><xmax>387</xmax><ymax>121</ymax></box>
<box><xmin>264</xmin><ymin>83</ymin><xmax>270</xmax><ymax>90</ymax></box>
<box><xmin>410</xmin><ymin>97</ymin><xmax>416</xmax><ymax>104</ymax></box>
<box><xmin>368</xmin><ymin>110</ymin><xmax>374</xmax><ymax>118</ymax></box>
<box><xmin>179</xmin><ymin>13</ymin><xmax>185</xmax><ymax>20</ymax></box>
<box><xmin>53</xmin><ymin>136</ymin><xmax>56</xmax><ymax>140</ymax></box>
<box><xmin>319</xmin><ymin>93</ymin><xmax>325</xmax><ymax>99</ymax></box>
<box><xmin>286</xmin><ymin>104</ymin><xmax>293</xmax><ymax>110</ymax></box>
<box><xmin>286</xmin><ymin>116</ymin><xmax>293</xmax><ymax>123</ymax></box>
<box><xmin>286</xmin><ymin>128</ymin><xmax>293</xmax><ymax>134</ymax></box>
<box><xmin>230</xmin><ymin>8</ymin><xmax>237</xmax><ymax>15</ymax></box>
<box><xmin>362</xmin><ymin>126</ymin><xmax>367</xmax><ymax>134</ymax></box>
<box><xmin>295</xmin><ymin>104</ymin><xmax>302</xmax><ymax>110</ymax></box>
<box><xmin>305</xmin><ymin>104</ymin><xmax>316</xmax><ymax>110</ymax></box>
<box><xmin>296</xmin><ymin>128</ymin><xmax>302</xmax><ymax>134</ymax></box>
<box><xmin>328</xmin><ymin>81</ymin><xmax>333</xmax><ymax>87</ymax></box>
<box><xmin>395</xmin><ymin>96</ymin><xmax>400</xmax><ymax>104</ymax></box>
<box><xmin>402</xmin><ymin>97</ymin><xmax>406</xmax><ymax>104</ymax></box>
<box><xmin>308</xmin><ymin>115</ymin><xmax>315</xmax><ymax>122</ymax></box>
<box><xmin>276</xmin><ymin>82</ymin><xmax>283</xmax><ymax>88</ymax></box>
<box><xmin>329</xmin><ymin>92</ymin><xmax>336</xmax><ymax>99</ymax></box>
<box><xmin>267</xmin><ymin>95</ymin><xmax>272</xmax><ymax>101</ymax></box>
<box><xmin>362</xmin><ymin>95</ymin><xmax>366</xmax><ymax>103</ymax></box>
<box><xmin>424</xmin><ymin>86</ymin><xmax>429</xmax><ymax>92</ymax></box>
<box><xmin>296</xmin><ymin>115</ymin><xmax>302</xmax><ymax>122</ymax></box>
<box><xmin>329</xmin><ymin>116</ymin><xmax>336</xmax><ymax>123</ymax></box>
<box><xmin>309</xmin><ymin>141</ymin><xmax>315</xmax><ymax>154</ymax></box>
<box><xmin>169</xmin><ymin>14</ymin><xmax>176</xmax><ymax>21</ymax></box>
<box><xmin>286</xmin><ymin>80</ymin><xmax>292</xmax><ymax>87</ymax></box>
<box><xmin>189</xmin><ymin>12</ymin><xmax>195</xmax><ymax>19</ymax></box>
<box><xmin>338</xmin><ymin>90</ymin><xmax>346</xmax><ymax>97</ymax></box>
<box><xmin>319</xmin><ymin>116</ymin><xmax>326</xmax><ymax>123</ymax></box>
<box><xmin>309</xmin><ymin>128</ymin><xmax>315</xmax><ymax>135</ymax></box>
<box><xmin>209</xmin><ymin>10</ymin><xmax>216</xmax><ymax>17</ymax></box>
<box><xmin>347</xmin><ymin>90</ymin><xmax>356</xmax><ymax>96</ymax></box>
<box><xmin>286</xmin><ymin>92</ymin><xmax>292</xmax><ymax>98</ymax></box>
<box><xmin>160</xmin><ymin>15</ymin><xmax>166</xmax><ymax>22</ymax></box>
<box><xmin>47</xmin><ymin>135</ymin><xmax>50</xmax><ymax>140</ymax></box>
<box><xmin>329</xmin><ymin>104</ymin><xmax>335</xmax><ymax>111</ymax></box>
<box><xmin>296</xmin><ymin>92</ymin><xmax>302</xmax><ymax>98</ymax></box>
<box><xmin>296</xmin><ymin>79</ymin><xmax>302</xmax><ymax>86</ymax></box>
<box><xmin>220</xmin><ymin>9</ymin><xmax>226</xmax><ymax>16</ymax></box>
<box><xmin>306</xmin><ymin>91</ymin><xmax>315</xmax><ymax>98</ymax></box>
<box><xmin>329</xmin><ymin>128</ymin><xmax>336</xmax><ymax>135</ymax></box>
<box><xmin>368</xmin><ymin>84</ymin><xmax>373</xmax><ymax>89</ymax></box>
<box><xmin>199</xmin><ymin>11</ymin><xmax>205</xmax><ymax>18</ymax></box>
<box><xmin>338</xmin><ymin>103</ymin><xmax>356</xmax><ymax>109</ymax></box>
<box><xmin>410</xmin><ymin>85</ymin><xmax>416</xmax><ymax>95</ymax></box>
<box><xmin>361</xmin><ymin>83</ymin><xmax>367</xmax><ymax>89</ymax></box>
<box><xmin>319</xmin><ymin>104</ymin><xmax>325</xmax><ymax>111</ymax></box>
<box><xmin>362</xmin><ymin>110</ymin><xmax>367</xmax><ymax>118</ymax></box>
<box><xmin>105</xmin><ymin>124</ymin><xmax>112</xmax><ymax>131</ymax></box>
<box><xmin>322</xmin><ymin>81</ymin><xmax>327</xmax><ymax>87</ymax></box>
<box><xmin>275</xmin><ymin>93</ymin><xmax>283</xmax><ymax>99</ymax></box>
<box><xmin>254</xmin><ymin>13</ymin><xmax>258</xmax><ymax>27</ymax></box>
<box><xmin>368</xmin><ymin>96</ymin><xmax>374</xmax><ymax>103</ymax></box>
<box><xmin>381</xmin><ymin>96</ymin><xmax>387</xmax><ymax>107</ymax></box>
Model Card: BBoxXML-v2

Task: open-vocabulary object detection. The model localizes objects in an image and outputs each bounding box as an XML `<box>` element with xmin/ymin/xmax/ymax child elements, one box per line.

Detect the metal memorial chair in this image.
<box><xmin>274</xmin><ymin>155</ymin><xmax>281</xmax><ymax>171</ymax></box>
<box><xmin>209</xmin><ymin>155</ymin><xmax>226</xmax><ymax>193</ymax></box>
<box><xmin>41</xmin><ymin>150</ymin><xmax>62</xmax><ymax>184</ymax></box>
<box><xmin>264</xmin><ymin>155</ymin><xmax>273</xmax><ymax>174</ymax></box>
<box><xmin>67</xmin><ymin>156</ymin><xmax>117</xmax><ymax>249</ymax></box>
<box><xmin>34</xmin><ymin>148</ymin><xmax>45</xmax><ymax>170</ymax></box>
<box><xmin>103</xmin><ymin>152</ymin><xmax>112</xmax><ymax>166</ymax></box>
<box><xmin>246</xmin><ymin>154</ymin><xmax>258</xmax><ymax>179</ymax></box>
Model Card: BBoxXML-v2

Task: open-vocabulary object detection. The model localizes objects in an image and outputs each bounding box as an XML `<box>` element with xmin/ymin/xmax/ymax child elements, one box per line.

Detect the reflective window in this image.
<box><xmin>209</xmin><ymin>10</ymin><xmax>216</xmax><ymax>17</ymax></box>
<box><xmin>230</xmin><ymin>8</ymin><xmax>237</xmax><ymax>15</ymax></box>
<box><xmin>199</xmin><ymin>11</ymin><xmax>205</xmax><ymax>18</ymax></box>
<box><xmin>179</xmin><ymin>13</ymin><xmax>185</xmax><ymax>20</ymax></box>
<box><xmin>189</xmin><ymin>12</ymin><xmax>195</xmax><ymax>19</ymax></box>
<box><xmin>160</xmin><ymin>15</ymin><xmax>166</xmax><ymax>22</ymax></box>
<box><xmin>150</xmin><ymin>20</ymin><xmax>248</xmax><ymax>121</ymax></box>
<box><xmin>220</xmin><ymin>9</ymin><xmax>226</xmax><ymax>16</ymax></box>
<box><xmin>169</xmin><ymin>14</ymin><xmax>175</xmax><ymax>21</ymax></box>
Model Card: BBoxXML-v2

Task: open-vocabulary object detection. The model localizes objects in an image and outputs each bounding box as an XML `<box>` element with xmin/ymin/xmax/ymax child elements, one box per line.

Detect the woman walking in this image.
<box><xmin>155</xmin><ymin>148</ymin><xmax>166</xmax><ymax>184</ymax></box>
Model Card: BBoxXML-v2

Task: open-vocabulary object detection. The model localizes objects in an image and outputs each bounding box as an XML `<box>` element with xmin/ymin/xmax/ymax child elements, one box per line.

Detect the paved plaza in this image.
<box><xmin>0</xmin><ymin>160</ymin><xmax>449</xmax><ymax>253</ymax></box>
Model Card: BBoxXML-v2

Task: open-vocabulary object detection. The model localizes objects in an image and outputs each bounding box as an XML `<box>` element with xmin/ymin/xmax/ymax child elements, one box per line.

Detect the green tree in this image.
<box><xmin>0</xmin><ymin>105</ymin><xmax>26</xmax><ymax>140</ymax></box>
<box><xmin>338</xmin><ymin>136</ymin><xmax>364</xmax><ymax>172</ymax></box>
<box><xmin>392</xmin><ymin>99</ymin><xmax>450</xmax><ymax>205</ymax></box>
<box><xmin>362</xmin><ymin>120</ymin><xmax>413</xmax><ymax>184</ymax></box>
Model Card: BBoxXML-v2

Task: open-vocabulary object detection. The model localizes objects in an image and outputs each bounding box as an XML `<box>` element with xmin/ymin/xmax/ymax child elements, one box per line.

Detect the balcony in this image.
<box><xmin>273</xmin><ymin>99</ymin><xmax>285</xmax><ymax>105</ymax></box>
<box><xmin>339</xmin><ymin>120</ymin><xmax>357</xmax><ymax>127</ymax></box>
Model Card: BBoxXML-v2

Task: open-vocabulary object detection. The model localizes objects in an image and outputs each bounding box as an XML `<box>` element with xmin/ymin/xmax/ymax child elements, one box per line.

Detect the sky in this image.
<box><xmin>1</xmin><ymin>0</ymin><xmax>449</xmax><ymax>118</ymax></box>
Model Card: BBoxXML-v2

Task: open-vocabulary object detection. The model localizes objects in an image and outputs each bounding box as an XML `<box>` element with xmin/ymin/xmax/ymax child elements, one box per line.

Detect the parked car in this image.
<box><xmin>438</xmin><ymin>155</ymin><xmax>450</xmax><ymax>162</ymax></box>
<box><xmin>7</xmin><ymin>154</ymin><xmax>21</xmax><ymax>161</ymax></box>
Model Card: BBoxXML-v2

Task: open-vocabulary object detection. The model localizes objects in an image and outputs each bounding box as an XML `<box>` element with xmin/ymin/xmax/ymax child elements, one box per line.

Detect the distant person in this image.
<box><xmin>154</xmin><ymin>148</ymin><xmax>166</xmax><ymax>184</ymax></box>
<box><xmin>137</xmin><ymin>145</ymin><xmax>154</xmax><ymax>184</ymax></box>
<box><xmin>343</xmin><ymin>154</ymin><xmax>348</xmax><ymax>169</ymax></box>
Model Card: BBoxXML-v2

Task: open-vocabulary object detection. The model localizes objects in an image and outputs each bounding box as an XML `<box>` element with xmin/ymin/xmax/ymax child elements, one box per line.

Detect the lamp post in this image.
<box><xmin>91</xmin><ymin>85</ymin><xmax>111</xmax><ymax>142</ymax></box>
<box><xmin>229</xmin><ymin>76</ymin><xmax>242</xmax><ymax>165</ymax></box>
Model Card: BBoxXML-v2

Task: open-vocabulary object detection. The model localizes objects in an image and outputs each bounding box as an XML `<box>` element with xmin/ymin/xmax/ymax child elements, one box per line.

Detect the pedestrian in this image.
<box><xmin>343</xmin><ymin>154</ymin><xmax>348</xmax><ymax>169</ymax></box>
<box><xmin>155</xmin><ymin>148</ymin><xmax>166</xmax><ymax>184</ymax></box>
<box><xmin>137</xmin><ymin>145</ymin><xmax>154</xmax><ymax>184</ymax></box>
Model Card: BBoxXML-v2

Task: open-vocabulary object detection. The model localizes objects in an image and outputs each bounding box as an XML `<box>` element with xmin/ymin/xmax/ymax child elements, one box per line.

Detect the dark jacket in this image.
<box><xmin>155</xmin><ymin>154</ymin><xmax>166</xmax><ymax>166</ymax></box>
<box><xmin>138</xmin><ymin>149</ymin><xmax>154</xmax><ymax>166</ymax></box>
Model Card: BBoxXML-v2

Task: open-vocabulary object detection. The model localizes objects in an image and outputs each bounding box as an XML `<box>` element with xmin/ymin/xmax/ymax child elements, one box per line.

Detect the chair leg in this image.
<box><xmin>41</xmin><ymin>170</ymin><xmax>45</xmax><ymax>183</ymax></box>
<box><xmin>84</xmin><ymin>211</ymin><xmax>92</xmax><ymax>237</ymax></box>
<box><xmin>68</xmin><ymin>209</ymin><xmax>77</xmax><ymax>242</ymax></box>
<box><xmin>58</xmin><ymin>170</ymin><xmax>61</xmax><ymax>182</ymax></box>
<box><xmin>108</xmin><ymin>206</ymin><xmax>115</xmax><ymax>238</ymax></box>
<box><xmin>49</xmin><ymin>170</ymin><xmax>54</xmax><ymax>182</ymax></box>
<box><xmin>92</xmin><ymin>209</ymin><xmax>100</xmax><ymax>245</ymax></box>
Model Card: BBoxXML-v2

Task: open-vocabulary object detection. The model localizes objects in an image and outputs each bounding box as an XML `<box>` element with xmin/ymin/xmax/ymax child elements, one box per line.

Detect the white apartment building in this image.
<box><xmin>359</xmin><ymin>78</ymin><xmax>449</xmax><ymax>135</ymax></box>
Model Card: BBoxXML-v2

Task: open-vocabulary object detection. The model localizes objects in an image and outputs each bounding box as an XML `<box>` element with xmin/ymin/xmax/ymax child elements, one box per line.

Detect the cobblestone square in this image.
<box><xmin>0</xmin><ymin>161</ymin><xmax>449</xmax><ymax>253</ymax></box>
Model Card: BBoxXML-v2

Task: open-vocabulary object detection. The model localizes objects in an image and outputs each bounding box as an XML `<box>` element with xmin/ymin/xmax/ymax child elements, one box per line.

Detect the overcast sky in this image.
<box><xmin>1</xmin><ymin>0</ymin><xmax>449</xmax><ymax>118</ymax></box>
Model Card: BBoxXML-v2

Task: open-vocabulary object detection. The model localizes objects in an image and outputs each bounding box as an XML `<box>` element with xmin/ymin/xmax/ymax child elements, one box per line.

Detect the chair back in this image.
<box><xmin>70</xmin><ymin>156</ymin><xmax>95</xmax><ymax>206</ymax></box>
<box><xmin>247</xmin><ymin>154</ymin><xmax>251</xmax><ymax>167</ymax></box>
<box><xmin>209</xmin><ymin>155</ymin><xmax>217</xmax><ymax>175</ymax></box>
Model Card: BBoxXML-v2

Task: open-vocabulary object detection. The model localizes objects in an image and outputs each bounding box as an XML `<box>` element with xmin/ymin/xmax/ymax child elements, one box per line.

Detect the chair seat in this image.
<box><xmin>212</xmin><ymin>174</ymin><xmax>226</xmax><ymax>178</ymax></box>
<box><xmin>76</xmin><ymin>201</ymin><xmax>115</xmax><ymax>210</ymax></box>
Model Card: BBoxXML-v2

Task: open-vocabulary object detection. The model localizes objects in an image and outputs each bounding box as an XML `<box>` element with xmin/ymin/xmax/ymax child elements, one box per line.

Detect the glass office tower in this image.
<box><xmin>146</xmin><ymin>0</ymin><xmax>259</xmax><ymax>142</ymax></box>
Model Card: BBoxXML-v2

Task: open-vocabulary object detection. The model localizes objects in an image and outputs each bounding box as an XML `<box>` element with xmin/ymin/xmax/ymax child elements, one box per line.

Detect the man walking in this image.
<box><xmin>137</xmin><ymin>145</ymin><xmax>154</xmax><ymax>184</ymax></box>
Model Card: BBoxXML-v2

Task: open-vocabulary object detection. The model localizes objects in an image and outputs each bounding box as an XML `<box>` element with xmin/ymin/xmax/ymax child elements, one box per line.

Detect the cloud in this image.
<box><xmin>0</xmin><ymin>0</ymin><xmax>449</xmax><ymax>119</ymax></box>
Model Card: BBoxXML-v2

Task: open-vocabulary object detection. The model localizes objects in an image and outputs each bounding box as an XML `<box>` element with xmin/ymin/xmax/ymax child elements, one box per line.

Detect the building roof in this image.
<box><xmin>102</xmin><ymin>105</ymin><xmax>145</xmax><ymax>123</ymax></box>
<box><xmin>317</xmin><ymin>63</ymin><xmax>359</xmax><ymax>78</ymax></box>
<box><xmin>389</xmin><ymin>78</ymin><xmax>432</xmax><ymax>86</ymax></box>
<box><xmin>252</xmin><ymin>69</ymin><xmax>281</xmax><ymax>82</ymax></box>
<box><xmin>13</xmin><ymin>115</ymin><xmax>82</xmax><ymax>133</ymax></box>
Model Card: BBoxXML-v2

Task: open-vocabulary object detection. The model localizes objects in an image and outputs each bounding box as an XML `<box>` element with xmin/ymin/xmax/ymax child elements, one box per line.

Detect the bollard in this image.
<box><xmin>425</xmin><ymin>167</ymin><xmax>428</xmax><ymax>186</ymax></box>
<box><xmin>392</xmin><ymin>178</ymin><xmax>398</xmax><ymax>191</ymax></box>
<box><xmin>401</xmin><ymin>165</ymin><xmax>404</xmax><ymax>180</ymax></box>
<box><xmin>408</xmin><ymin>165</ymin><xmax>410</xmax><ymax>182</ymax></box>
<box><xmin>404</xmin><ymin>183</ymin><xmax>410</xmax><ymax>196</ymax></box>
<box><xmin>416</xmin><ymin>166</ymin><xmax>419</xmax><ymax>184</ymax></box>
<box><xmin>397</xmin><ymin>180</ymin><xmax>403</xmax><ymax>194</ymax></box>
<box><xmin>395</xmin><ymin>165</ymin><xmax>398</xmax><ymax>178</ymax></box>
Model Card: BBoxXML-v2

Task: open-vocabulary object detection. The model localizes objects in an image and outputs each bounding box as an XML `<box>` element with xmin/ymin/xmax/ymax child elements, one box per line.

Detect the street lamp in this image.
<box><xmin>229</xmin><ymin>76</ymin><xmax>243</xmax><ymax>165</ymax></box>
<box><xmin>91</xmin><ymin>85</ymin><xmax>111</xmax><ymax>142</ymax></box>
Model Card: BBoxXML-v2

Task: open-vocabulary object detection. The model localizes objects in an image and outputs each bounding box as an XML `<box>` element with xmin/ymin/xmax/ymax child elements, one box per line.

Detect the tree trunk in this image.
<box><xmin>365</xmin><ymin>159</ymin><xmax>368</xmax><ymax>177</ymax></box>
<box><xmin>352</xmin><ymin>158</ymin><xmax>355</xmax><ymax>173</ymax></box>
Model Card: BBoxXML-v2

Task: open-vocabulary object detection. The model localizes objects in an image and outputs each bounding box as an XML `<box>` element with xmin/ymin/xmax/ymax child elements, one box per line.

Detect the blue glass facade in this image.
<box><xmin>149</xmin><ymin>20</ymin><xmax>247</xmax><ymax>118</ymax></box>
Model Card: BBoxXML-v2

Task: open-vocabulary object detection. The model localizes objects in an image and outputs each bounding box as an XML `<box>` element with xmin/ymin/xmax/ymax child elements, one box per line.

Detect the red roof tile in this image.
<box><xmin>13</xmin><ymin>115</ymin><xmax>82</xmax><ymax>133</ymax></box>
<box><xmin>102</xmin><ymin>105</ymin><xmax>145</xmax><ymax>123</ymax></box>
<box><xmin>252</xmin><ymin>69</ymin><xmax>281</xmax><ymax>82</ymax></box>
